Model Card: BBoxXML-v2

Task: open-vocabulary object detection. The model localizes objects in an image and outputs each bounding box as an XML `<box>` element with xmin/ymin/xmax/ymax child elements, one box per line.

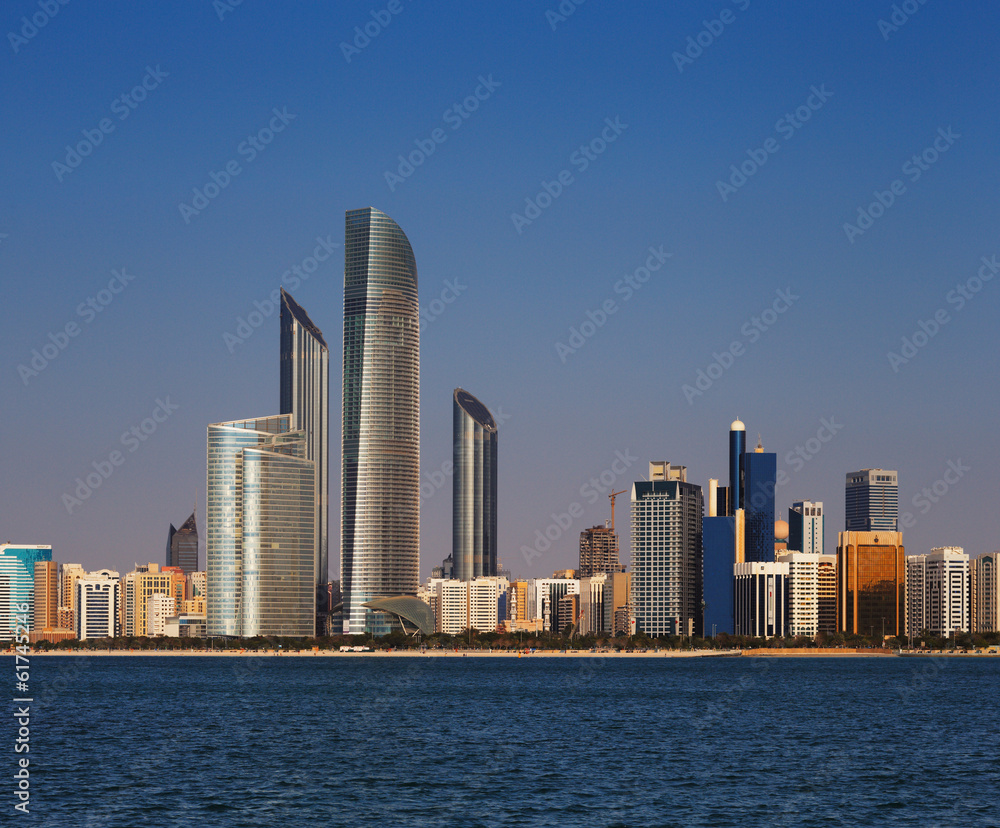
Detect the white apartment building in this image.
<box><xmin>906</xmin><ymin>547</ymin><xmax>969</xmax><ymax>638</ymax></box>
<box><xmin>431</xmin><ymin>577</ymin><xmax>508</xmax><ymax>635</ymax></box>
<box><xmin>76</xmin><ymin>571</ymin><xmax>120</xmax><ymax>640</ymax></box>
<box><xmin>146</xmin><ymin>593</ymin><xmax>175</xmax><ymax>636</ymax></box>
<box><xmin>775</xmin><ymin>551</ymin><xmax>820</xmax><ymax>637</ymax></box>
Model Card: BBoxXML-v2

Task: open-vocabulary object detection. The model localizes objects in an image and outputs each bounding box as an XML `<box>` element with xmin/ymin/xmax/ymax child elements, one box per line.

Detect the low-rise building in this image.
<box><xmin>734</xmin><ymin>561</ymin><xmax>788</xmax><ymax>639</ymax></box>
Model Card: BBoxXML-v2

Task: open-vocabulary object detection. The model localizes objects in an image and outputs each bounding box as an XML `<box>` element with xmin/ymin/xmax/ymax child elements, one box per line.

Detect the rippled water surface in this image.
<box><xmin>19</xmin><ymin>655</ymin><xmax>1000</xmax><ymax>827</ymax></box>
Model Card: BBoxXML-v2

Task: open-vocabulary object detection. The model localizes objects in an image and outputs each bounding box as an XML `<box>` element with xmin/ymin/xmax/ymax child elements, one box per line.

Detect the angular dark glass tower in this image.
<box><xmin>452</xmin><ymin>388</ymin><xmax>498</xmax><ymax>582</ymax></box>
<box><xmin>166</xmin><ymin>511</ymin><xmax>199</xmax><ymax>574</ymax></box>
<box><xmin>341</xmin><ymin>208</ymin><xmax>420</xmax><ymax>635</ymax></box>
<box><xmin>279</xmin><ymin>289</ymin><xmax>330</xmax><ymax>623</ymax></box>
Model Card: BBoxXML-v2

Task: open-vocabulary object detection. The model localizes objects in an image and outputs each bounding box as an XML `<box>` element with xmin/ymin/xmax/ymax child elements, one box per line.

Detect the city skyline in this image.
<box><xmin>3</xmin><ymin>3</ymin><xmax>998</xmax><ymax>582</ymax></box>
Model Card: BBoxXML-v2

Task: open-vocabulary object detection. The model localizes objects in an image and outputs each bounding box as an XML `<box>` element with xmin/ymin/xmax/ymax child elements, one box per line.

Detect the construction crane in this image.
<box><xmin>608</xmin><ymin>489</ymin><xmax>627</xmax><ymax>532</ymax></box>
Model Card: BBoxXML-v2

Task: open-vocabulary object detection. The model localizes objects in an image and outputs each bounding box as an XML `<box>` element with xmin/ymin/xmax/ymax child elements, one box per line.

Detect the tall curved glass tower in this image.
<box><xmin>280</xmin><ymin>288</ymin><xmax>329</xmax><ymax>628</ymax></box>
<box><xmin>342</xmin><ymin>208</ymin><xmax>419</xmax><ymax>635</ymax></box>
<box><xmin>452</xmin><ymin>388</ymin><xmax>498</xmax><ymax>582</ymax></box>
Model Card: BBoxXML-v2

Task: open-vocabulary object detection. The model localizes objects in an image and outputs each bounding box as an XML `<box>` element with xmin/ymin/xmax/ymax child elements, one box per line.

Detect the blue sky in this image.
<box><xmin>2</xmin><ymin>1</ymin><xmax>998</xmax><ymax>579</ymax></box>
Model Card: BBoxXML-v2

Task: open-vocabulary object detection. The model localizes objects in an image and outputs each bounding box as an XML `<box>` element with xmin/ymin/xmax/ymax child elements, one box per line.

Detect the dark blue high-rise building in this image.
<box><xmin>702</xmin><ymin>515</ymin><xmax>736</xmax><ymax>636</ymax></box>
<box><xmin>743</xmin><ymin>441</ymin><xmax>777</xmax><ymax>562</ymax></box>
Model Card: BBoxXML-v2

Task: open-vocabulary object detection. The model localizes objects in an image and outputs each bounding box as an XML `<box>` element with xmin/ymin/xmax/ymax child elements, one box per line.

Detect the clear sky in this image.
<box><xmin>2</xmin><ymin>1</ymin><xmax>998</xmax><ymax>579</ymax></box>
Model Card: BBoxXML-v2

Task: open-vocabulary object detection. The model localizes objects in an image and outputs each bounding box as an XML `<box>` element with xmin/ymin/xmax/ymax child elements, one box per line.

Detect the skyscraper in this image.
<box><xmin>280</xmin><ymin>288</ymin><xmax>330</xmax><ymax>600</ymax></box>
<box><xmin>207</xmin><ymin>415</ymin><xmax>315</xmax><ymax>637</ymax></box>
<box><xmin>837</xmin><ymin>530</ymin><xmax>905</xmax><ymax>638</ymax></box>
<box><xmin>845</xmin><ymin>469</ymin><xmax>898</xmax><ymax>532</ymax></box>
<box><xmin>342</xmin><ymin>207</ymin><xmax>420</xmax><ymax>635</ymax></box>
<box><xmin>742</xmin><ymin>437</ymin><xmax>777</xmax><ymax>562</ymax></box>
<box><xmin>166</xmin><ymin>511</ymin><xmax>199</xmax><ymax>574</ymax></box>
<box><xmin>630</xmin><ymin>462</ymin><xmax>703</xmax><ymax>637</ymax></box>
<box><xmin>728</xmin><ymin>419</ymin><xmax>745</xmax><ymax>514</ymax></box>
<box><xmin>452</xmin><ymin>388</ymin><xmax>498</xmax><ymax>582</ymax></box>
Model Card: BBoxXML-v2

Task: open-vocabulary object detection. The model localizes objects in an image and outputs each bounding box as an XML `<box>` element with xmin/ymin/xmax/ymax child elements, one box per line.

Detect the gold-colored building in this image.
<box><xmin>33</xmin><ymin>560</ymin><xmax>60</xmax><ymax>630</ymax></box>
<box><xmin>837</xmin><ymin>531</ymin><xmax>905</xmax><ymax>638</ymax></box>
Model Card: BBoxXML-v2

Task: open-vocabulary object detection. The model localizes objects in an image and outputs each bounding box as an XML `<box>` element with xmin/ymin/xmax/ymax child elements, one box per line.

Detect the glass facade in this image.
<box><xmin>342</xmin><ymin>207</ymin><xmax>420</xmax><ymax>635</ymax></box>
<box><xmin>452</xmin><ymin>388</ymin><xmax>498</xmax><ymax>582</ymax></box>
<box><xmin>241</xmin><ymin>447</ymin><xmax>315</xmax><ymax>636</ymax></box>
<box><xmin>837</xmin><ymin>531</ymin><xmax>905</xmax><ymax>637</ymax></box>
<box><xmin>743</xmin><ymin>449</ymin><xmax>776</xmax><ymax>562</ymax></box>
<box><xmin>728</xmin><ymin>421</ymin><xmax>745</xmax><ymax>513</ymax></box>
<box><xmin>0</xmin><ymin>544</ymin><xmax>53</xmax><ymax>640</ymax></box>
<box><xmin>702</xmin><ymin>515</ymin><xmax>736</xmax><ymax>636</ymax></box>
<box><xmin>280</xmin><ymin>289</ymin><xmax>329</xmax><ymax>595</ymax></box>
<box><xmin>207</xmin><ymin>415</ymin><xmax>315</xmax><ymax>636</ymax></box>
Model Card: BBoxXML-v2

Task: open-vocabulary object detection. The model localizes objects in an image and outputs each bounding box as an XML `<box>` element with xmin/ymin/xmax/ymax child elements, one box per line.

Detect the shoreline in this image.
<box><xmin>11</xmin><ymin>648</ymin><xmax>997</xmax><ymax>658</ymax></box>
